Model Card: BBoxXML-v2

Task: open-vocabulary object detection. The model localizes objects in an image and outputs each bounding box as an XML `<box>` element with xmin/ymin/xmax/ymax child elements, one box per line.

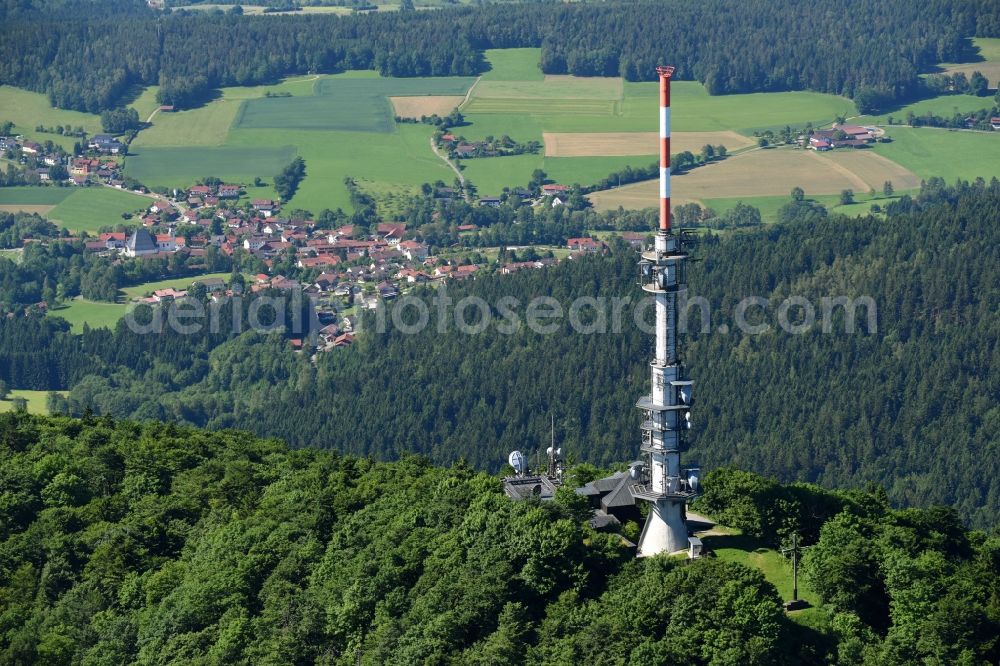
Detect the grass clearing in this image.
<box><xmin>48</xmin><ymin>298</ymin><xmax>128</xmax><ymax>333</ymax></box>
<box><xmin>543</xmin><ymin>130</ymin><xmax>754</xmax><ymax>157</ymax></box>
<box><xmin>128</xmin><ymin>86</ymin><xmax>162</xmax><ymax>121</ymax></box>
<box><xmin>390</xmin><ymin>95</ymin><xmax>465</xmax><ymax>119</ymax></box>
<box><xmin>48</xmin><ymin>188</ymin><xmax>152</xmax><ymax>233</ymax></box>
<box><xmin>701</xmin><ymin>530</ymin><xmax>819</xmax><ymax>607</ymax></box>
<box><xmin>0</xmin><ymin>85</ymin><xmax>103</xmax><ymax>148</ymax></box>
<box><xmin>120</xmin><ymin>272</ymin><xmax>238</xmax><ymax>299</ymax></box>
<box><xmin>873</xmin><ymin>126</ymin><xmax>1000</xmax><ymax>181</ymax></box>
<box><xmin>125</xmin><ymin>145</ymin><xmax>297</xmax><ymax>190</ymax></box>
<box><xmin>481</xmin><ymin>48</ymin><xmax>544</xmax><ymax>81</ymax></box>
<box><xmin>0</xmin><ymin>390</ymin><xmax>65</xmax><ymax>415</ymax></box>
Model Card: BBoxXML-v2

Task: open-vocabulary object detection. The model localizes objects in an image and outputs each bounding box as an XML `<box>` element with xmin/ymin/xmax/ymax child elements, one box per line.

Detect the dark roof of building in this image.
<box><xmin>588</xmin><ymin>510</ymin><xmax>621</xmax><ymax>531</ymax></box>
<box><xmin>575</xmin><ymin>471</ymin><xmax>627</xmax><ymax>496</ymax></box>
<box><xmin>502</xmin><ymin>475</ymin><xmax>560</xmax><ymax>501</ymax></box>
<box><xmin>601</xmin><ymin>473</ymin><xmax>639</xmax><ymax>512</ymax></box>
<box><xmin>127</xmin><ymin>229</ymin><xmax>157</xmax><ymax>253</ymax></box>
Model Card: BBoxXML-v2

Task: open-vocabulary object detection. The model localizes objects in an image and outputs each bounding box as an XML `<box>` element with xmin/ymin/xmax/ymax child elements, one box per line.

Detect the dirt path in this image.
<box><xmin>457</xmin><ymin>76</ymin><xmax>482</xmax><ymax>112</ymax></box>
<box><xmin>145</xmin><ymin>107</ymin><xmax>160</xmax><ymax>124</ymax></box>
<box><xmin>429</xmin><ymin>136</ymin><xmax>469</xmax><ymax>201</ymax></box>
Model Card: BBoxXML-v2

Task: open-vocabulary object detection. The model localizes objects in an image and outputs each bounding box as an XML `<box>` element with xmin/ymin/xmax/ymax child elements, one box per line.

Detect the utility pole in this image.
<box><xmin>781</xmin><ymin>534</ymin><xmax>805</xmax><ymax>603</ymax></box>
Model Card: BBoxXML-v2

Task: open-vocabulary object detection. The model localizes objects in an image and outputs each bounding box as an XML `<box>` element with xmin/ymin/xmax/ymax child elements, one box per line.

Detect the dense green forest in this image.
<box><xmin>1</xmin><ymin>0</ymin><xmax>998</xmax><ymax>111</ymax></box>
<box><xmin>0</xmin><ymin>414</ymin><xmax>997</xmax><ymax>664</ymax></box>
<box><xmin>2</xmin><ymin>179</ymin><xmax>997</xmax><ymax>529</ymax></box>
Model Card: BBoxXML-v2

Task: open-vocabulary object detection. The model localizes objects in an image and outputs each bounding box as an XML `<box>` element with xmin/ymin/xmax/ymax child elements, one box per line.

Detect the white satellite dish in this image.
<box><xmin>508</xmin><ymin>450</ymin><xmax>526</xmax><ymax>476</ymax></box>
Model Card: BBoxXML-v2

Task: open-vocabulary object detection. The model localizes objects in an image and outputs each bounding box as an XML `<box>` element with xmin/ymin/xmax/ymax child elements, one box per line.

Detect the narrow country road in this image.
<box><xmin>429</xmin><ymin>136</ymin><xmax>469</xmax><ymax>201</ymax></box>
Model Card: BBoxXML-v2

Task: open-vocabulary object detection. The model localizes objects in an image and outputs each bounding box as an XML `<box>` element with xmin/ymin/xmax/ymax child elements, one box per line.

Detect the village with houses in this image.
<box><xmin>73</xmin><ymin>177</ymin><xmax>625</xmax><ymax>355</ymax></box>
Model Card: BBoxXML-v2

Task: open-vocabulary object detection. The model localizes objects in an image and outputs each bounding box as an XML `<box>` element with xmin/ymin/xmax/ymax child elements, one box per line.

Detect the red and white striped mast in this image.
<box><xmin>634</xmin><ymin>65</ymin><xmax>698</xmax><ymax>557</ymax></box>
<box><xmin>658</xmin><ymin>65</ymin><xmax>674</xmax><ymax>233</ymax></box>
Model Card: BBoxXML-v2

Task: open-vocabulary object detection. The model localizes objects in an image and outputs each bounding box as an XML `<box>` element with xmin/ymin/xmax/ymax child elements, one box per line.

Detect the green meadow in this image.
<box><xmin>119</xmin><ymin>272</ymin><xmax>239</xmax><ymax>299</ymax></box>
<box><xmin>0</xmin><ymin>187</ymin><xmax>74</xmax><ymax>206</ymax></box>
<box><xmin>461</xmin><ymin>154</ymin><xmax>647</xmax><ymax>195</ymax></box>
<box><xmin>703</xmin><ymin>191</ymin><xmax>916</xmax><ymax>225</ymax></box>
<box><xmin>857</xmin><ymin>92</ymin><xmax>996</xmax><ymax>125</ymax></box>
<box><xmin>0</xmin><ymin>85</ymin><xmax>102</xmax><ymax>150</ymax></box>
<box><xmin>874</xmin><ymin>127</ymin><xmax>1000</xmax><ymax>181</ymax></box>
<box><xmin>480</xmin><ymin>48</ymin><xmax>545</xmax><ymax>82</ymax></box>
<box><xmin>228</xmin><ymin>124</ymin><xmax>454</xmax><ymax>212</ymax></box>
<box><xmin>48</xmin><ymin>187</ymin><xmax>152</xmax><ymax>233</ymax></box>
<box><xmin>0</xmin><ymin>390</ymin><xmax>66</xmax><ymax>415</ymax></box>
<box><xmin>128</xmin><ymin>86</ymin><xmax>162</xmax><ymax>121</ymax></box>
<box><xmin>125</xmin><ymin>145</ymin><xmax>298</xmax><ymax>189</ymax></box>
<box><xmin>49</xmin><ymin>298</ymin><xmax>128</xmax><ymax>333</ymax></box>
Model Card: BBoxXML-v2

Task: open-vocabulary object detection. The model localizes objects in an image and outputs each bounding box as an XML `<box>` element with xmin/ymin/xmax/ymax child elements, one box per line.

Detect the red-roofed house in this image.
<box><xmin>567</xmin><ymin>237</ymin><xmax>604</xmax><ymax>253</ymax></box>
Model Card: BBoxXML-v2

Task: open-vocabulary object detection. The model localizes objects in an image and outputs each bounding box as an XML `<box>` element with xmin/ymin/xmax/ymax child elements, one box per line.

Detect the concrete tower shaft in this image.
<box><xmin>636</xmin><ymin>66</ymin><xmax>697</xmax><ymax>558</ymax></box>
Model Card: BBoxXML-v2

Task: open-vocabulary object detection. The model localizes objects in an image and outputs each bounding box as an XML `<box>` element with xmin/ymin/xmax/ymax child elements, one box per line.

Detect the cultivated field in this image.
<box><xmin>586</xmin><ymin>147</ymin><xmax>923</xmax><ymax>210</ymax></box>
<box><xmin>588</xmin><ymin>185</ymin><xmax>701</xmax><ymax>212</ymax></box>
<box><xmin>463</xmin><ymin>98</ymin><xmax>618</xmax><ymax>116</ymax></box>
<box><xmin>48</xmin><ymin>188</ymin><xmax>152</xmax><ymax>233</ymax></box>
<box><xmin>0</xmin><ymin>204</ymin><xmax>55</xmax><ymax>215</ymax></box>
<box><xmin>473</xmin><ymin>76</ymin><xmax>623</xmax><ymax>101</ymax></box>
<box><xmin>0</xmin><ymin>187</ymin><xmax>74</xmax><ymax>206</ymax></box>
<box><xmin>543</xmin><ymin>130</ymin><xmax>754</xmax><ymax>157</ymax></box>
<box><xmin>822</xmin><ymin>150</ymin><xmax>923</xmax><ymax>191</ymax></box>
<box><xmin>125</xmin><ymin>145</ymin><xmax>297</xmax><ymax>189</ymax></box>
<box><xmin>236</xmin><ymin>77</ymin><xmax>474</xmax><ymax>132</ymax></box>
<box><xmin>391</xmin><ymin>96</ymin><xmax>466</xmax><ymax>119</ymax></box>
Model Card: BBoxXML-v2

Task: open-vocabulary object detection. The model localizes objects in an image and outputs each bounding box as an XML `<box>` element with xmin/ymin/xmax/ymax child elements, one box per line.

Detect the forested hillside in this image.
<box><xmin>1</xmin><ymin>0</ymin><xmax>997</xmax><ymax>111</ymax></box>
<box><xmin>1</xmin><ymin>414</ymin><xmax>998</xmax><ymax>664</ymax></box>
<box><xmin>20</xmin><ymin>180</ymin><xmax>996</xmax><ymax>527</ymax></box>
